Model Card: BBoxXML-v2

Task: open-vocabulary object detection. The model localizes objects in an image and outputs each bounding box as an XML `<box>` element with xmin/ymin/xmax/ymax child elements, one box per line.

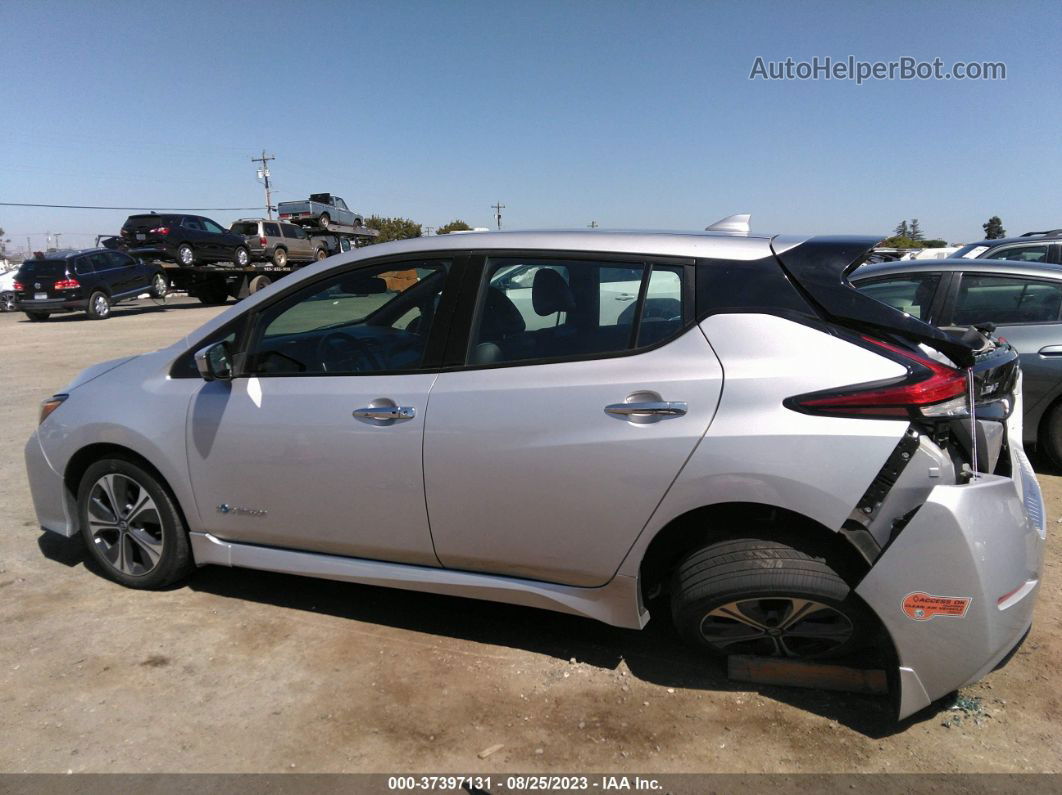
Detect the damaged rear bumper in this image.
<box><xmin>856</xmin><ymin>448</ymin><xmax>1045</xmax><ymax>719</ymax></box>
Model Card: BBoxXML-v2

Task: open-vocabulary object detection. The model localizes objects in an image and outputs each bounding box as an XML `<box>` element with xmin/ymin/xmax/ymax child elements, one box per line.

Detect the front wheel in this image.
<box><xmin>86</xmin><ymin>291</ymin><xmax>111</xmax><ymax>320</ymax></box>
<box><xmin>77</xmin><ymin>457</ymin><xmax>193</xmax><ymax>589</ymax></box>
<box><xmin>1039</xmin><ymin>402</ymin><xmax>1062</xmax><ymax>470</ymax></box>
<box><xmin>670</xmin><ymin>538</ymin><xmax>870</xmax><ymax>660</ymax></box>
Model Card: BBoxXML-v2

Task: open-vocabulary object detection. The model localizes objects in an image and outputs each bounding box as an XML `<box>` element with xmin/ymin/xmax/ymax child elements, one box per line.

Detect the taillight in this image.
<box><xmin>13</xmin><ymin>280</ymin><xmax>23</xmax><ymax>291</ymax></box>
<box><xmin>785</xmin><ymin>336</ymin><xmax>967</xmax><ymax>420</ymax></box>
<box><xmin>150</xmin><ymin>226</ymin><xmax>169</xmax><ymax>235</ymax></box>
<box><xmin>54</xmin><ymin>277</ymin><xmax>80</xmax><ymax>290</ymax></box>
<box><xmin>259</xmin><ymin>236</ymin><xmax>268</xmax><ymax>246</ymax></box>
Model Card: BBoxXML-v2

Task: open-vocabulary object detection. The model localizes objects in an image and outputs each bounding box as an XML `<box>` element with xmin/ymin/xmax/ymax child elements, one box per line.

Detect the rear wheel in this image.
<box><xmin>177</xmin><ymin>243</ymin><xmax>195</xmax><ymax>267</ymax></box>
<box><xmin>233</xmin><ymin>246</ymin><xmax>250</xmax><ymax>267</ymax></box>
<box><xmin>25</xmin><ymin>311</ymin><xmax>50</xmax><ymax>322</ymax></box>
<box><xmin>1040</xmin><ymin>401</ymin><xmax>1062</xmax><ymax>469</ymax></box>
<box><xmin>315</xmin><ymin>248</ymin><xmax>328</xmax><ymax>261</ymax></box>
<box><xmin>195</xmin><ymin>280</ymin><xmax>229</xmax><ymax>305</ymax></box>
<box><xmin>318</xmin><ymin>213</ymin><xmax>331</xmax><ymax>231</ymax></box>
<box><xmin>86</xmin><ymin>291</ymin><xmax>111</xmax><ymax>320</ymax></box>
<box><xmin>670</xmin><ymin>538</ymin><xmax>870</xmax><ymax>660</ymax></box>
<box><xmin>149</xmin><ymin>272</ymin><xmax>168</xmax><ymax>299</ymax></box>
<box><xmin>248</xmin><ymin>274</ymin><xmax>272</xmax><ymax>293</ymax></box>
<box><xmin>77</xmin><ymin>457</ymin><xmax>193</xmax><ymax>589</ymax></box>
<box><xmin>271</xmin><ymin>247</ymin><xmax>287</xmax><ymax>267</ymax></box>
<box><xmin>1</xmin><ymin>291</ymin><xmax>16</xmax><ymax>312</ymax></box>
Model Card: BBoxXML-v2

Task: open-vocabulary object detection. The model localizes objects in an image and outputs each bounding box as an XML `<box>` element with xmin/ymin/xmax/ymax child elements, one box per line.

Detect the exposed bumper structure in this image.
<box><xmin>856</xmin><ymin>452</ymin><xmax>1045</xmax><ymax>719</ymax></box>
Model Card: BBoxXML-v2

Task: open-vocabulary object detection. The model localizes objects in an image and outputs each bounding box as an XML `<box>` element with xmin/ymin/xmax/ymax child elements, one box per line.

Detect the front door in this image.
<box><xmin>424</xmin><ymin>255</ymin><xmax>723</xmax><ymax>587</ymax></box>
<box><xmin>187</xmin><ymin>257</ymin><xmax>456</xmax><ymax>565</ymax></box>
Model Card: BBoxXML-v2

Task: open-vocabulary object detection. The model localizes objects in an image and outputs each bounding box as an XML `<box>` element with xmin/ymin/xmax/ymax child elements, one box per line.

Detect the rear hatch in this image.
<box><xmin>16</xmin><ymin>260</ymin><xmax>69</xmax><ymax>299</ymax></box>
<box><xmin>121</xmin><ymin>214</ymin><xmax>172</xmax><ymax>245</ymax></box>
<box><xmin>774</xmin><ymin>236</ymin><xmax>1020</xmax><ymax>477</ymax></box>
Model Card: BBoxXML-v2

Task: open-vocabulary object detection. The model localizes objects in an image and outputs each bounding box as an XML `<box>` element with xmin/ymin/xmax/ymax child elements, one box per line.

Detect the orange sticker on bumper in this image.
<box><xmin>902</xmin><ymin>592</ymin><xmax>971</xmax><ymax>620</ymax></box>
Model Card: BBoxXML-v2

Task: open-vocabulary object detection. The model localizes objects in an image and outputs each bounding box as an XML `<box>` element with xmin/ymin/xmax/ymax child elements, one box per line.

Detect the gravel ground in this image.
<box><xmin>1</xmin><ymin>295</ymin><xmax>1060</xmax><ymax>773</ymax></box>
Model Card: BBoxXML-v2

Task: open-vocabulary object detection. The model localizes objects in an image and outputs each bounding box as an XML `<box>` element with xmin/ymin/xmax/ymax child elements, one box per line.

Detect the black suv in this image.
<box><xmin>121</xmin><ymin>213</ymin><xmax>251</xmax><ymax>268</ymax></box>
<box><xmin>953</xmin><ymin>229</ymin><xmax>1062</xmax><ymax>264</ymax></box>
<box><xmin>14</xmin><ymin>249</ymin><xmax>167</xmax><ymax>321</ymax></box>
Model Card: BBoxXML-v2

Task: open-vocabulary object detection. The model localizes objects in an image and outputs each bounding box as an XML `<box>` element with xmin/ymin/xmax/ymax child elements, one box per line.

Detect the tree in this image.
<box><xmin>436</xmin><ymin>219</ymin><xmax>472</xmax><ymax>235</ymax></box>
<box><xmin>893</xmin><ymin>220</ymin><xmax>909</xmax><ymax>238</ymax></box>
<box><xmin>909</xmin><ymin>218</ymin><xmax>924</xmax><ymax>241</ymax></box>
<box><xmin>983</xmin><ymin>216</ymin><xmax>1006</xmax><ymax>239</ymax></box>
<box><xmin>880</xmin><ymin>235</ymin><xmax>922</xmax><ymax>249</ymax></box>
<box><xmin>363</xmin><ymin>215</ymin><xmax>422</xmax><ymax>244</ymax></box>
<box><xmin>922</xmin><ymin>238</ymin><xmax>948</xmax><ymax>248</ymax></box>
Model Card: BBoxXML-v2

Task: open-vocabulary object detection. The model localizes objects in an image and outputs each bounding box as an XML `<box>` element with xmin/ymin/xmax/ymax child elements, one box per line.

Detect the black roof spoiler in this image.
<box><xmin>772</xmin><ymin>236</ymin><xmax>977</xmax><ymax>367</ymax></box>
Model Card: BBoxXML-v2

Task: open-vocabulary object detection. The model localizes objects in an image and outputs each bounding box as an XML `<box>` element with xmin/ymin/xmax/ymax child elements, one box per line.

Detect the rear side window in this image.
<box><xmin>89</xmin><ymin>253</ymin><xmax>112</xmax><ymax>272</ymax></box>
<box><xmin>231</xmin><ymin>222</ymin><xmax>259</xmax><ymax>236</ymax></box>
<box><xmin>954</xmin><ymin>275</ymin><xmax>1062</xmax><ymax>325</ymax></box>
<box><xmin>989</xmin><ymin>245</ymin><xmax>1049</xmax><ymax>263</ymax></box>
<box><xmin>263</xmin><ymin>223</ymin><xmax>280</xmax><ymax>237</ymax></box>
<box><xmin>182</xmin><ymin>217</ymin><xmax>205</xmax><ymax>231</ymax></box>
<box><xmin>467</xmin><ymin>258</ymin><xmax>686</xmax><ymax>366</ymax></box>
<box><xmin>106</xmin><ymin>251</ymin><xmax>134</xmax><ymax>268</ymax></box>
<box><xmin>73</xmin><ymin>257</ymin><xmax>95</xmax><ymax>276</ymax></box>
<box><xmin>855</xmin><ymin>273</ymin><xmax>941</xmax><ymax>320</ymax></box>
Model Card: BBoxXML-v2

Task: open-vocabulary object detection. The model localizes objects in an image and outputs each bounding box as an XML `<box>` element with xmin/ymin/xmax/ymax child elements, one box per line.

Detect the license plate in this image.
<box><xmin>137</xmin><ymin>233</ymin><xmax>146</xmax><ymax>240</ymax></box>
<box><xmin>34</xmin><ymin>292</ymin><xmax>47</xmax><ymax>300</ymax></box>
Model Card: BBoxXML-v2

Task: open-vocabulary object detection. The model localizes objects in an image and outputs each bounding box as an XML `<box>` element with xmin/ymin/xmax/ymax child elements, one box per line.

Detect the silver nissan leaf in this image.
<box><xmin>24</xmin><ymin>220</ymin><xmax>1045</xmax><ymax>719</ymax></box>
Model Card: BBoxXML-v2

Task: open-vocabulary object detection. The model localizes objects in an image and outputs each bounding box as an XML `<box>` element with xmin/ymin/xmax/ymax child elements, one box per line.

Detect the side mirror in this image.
<box><xmin>194</xmin><ymin>341</ymin><xmax>234</xmax><ymax>382</ymax></box>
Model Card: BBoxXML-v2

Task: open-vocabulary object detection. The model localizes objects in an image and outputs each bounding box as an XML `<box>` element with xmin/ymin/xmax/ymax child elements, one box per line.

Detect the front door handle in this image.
<box><xmin>1039</xmin><ymin>345</ymin><xmax>1062</xmax><ymax>357</ymax></box>
<box><xmin>353</xmin><ymin>406</ymin><xmax>416</xmax><ymax>421</ymax></box>
<box><xmin>605</xmin><ymin>401</ymin><xmax>687</xmax><ymax>417</ymax></box>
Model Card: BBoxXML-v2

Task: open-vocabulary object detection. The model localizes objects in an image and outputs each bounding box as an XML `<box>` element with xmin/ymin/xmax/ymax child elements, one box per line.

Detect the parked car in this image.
<box><xmin>120</xmin><ymin>213</ymin><xmax>251</xmax><ymax>268</ymax></box>
<box><xmin>25</xmin><ymin>226</ymin><xmax>1042</xmax><ymax>720</ymax></box>
<box><xmin>854</xmin><ymin>257</ymin><xmax>1062</xmax><ymax>466</ymax></box>
<box><xmin>229</xmin><ymin>218</ymin><xmax>329</xmax><ymax>267</ymax></box>
<box><xmin>277</xmin><ymin>193</ymin><xmax>362</xmax><ymax>230</ymax></box>
<box><xmin>0</xmin><ymin>267</ymin><xmax>18</xmax><ymax>312</ymax></box>
<box><xmin>13</xmin><ymin>248</ymin><xmax>166</xmax><ymax>321</ymax></box>
<box><xmin>952</xmin><ymin>230</ymin><xmax>1062</xmax><ymax>264</ymax></box>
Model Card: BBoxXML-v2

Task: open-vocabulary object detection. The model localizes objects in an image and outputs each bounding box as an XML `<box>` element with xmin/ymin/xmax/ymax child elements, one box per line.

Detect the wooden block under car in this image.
<box><xmin>727</xmin><ymin>654</ymin><xmax>888</xmax><ymax>694</ymax></box>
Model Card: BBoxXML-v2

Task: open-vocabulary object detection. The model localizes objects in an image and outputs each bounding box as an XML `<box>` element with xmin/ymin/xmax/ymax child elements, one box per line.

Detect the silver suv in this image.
<box><xmin>230</xmin><ymin>218</ymin><xmax>327</xmax><ymax>267</ymax></box>
<box><xmin>24</xmin><ymin>225</ymin><xmax>1044</xmax><ymax>719</ymax></box>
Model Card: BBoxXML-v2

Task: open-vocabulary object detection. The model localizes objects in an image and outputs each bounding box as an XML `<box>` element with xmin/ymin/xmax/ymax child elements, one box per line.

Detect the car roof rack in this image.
<box><xmin>1019</xmin><ymin>229</ymin><xmax>1062</xmax><ymax>237</ymax></box>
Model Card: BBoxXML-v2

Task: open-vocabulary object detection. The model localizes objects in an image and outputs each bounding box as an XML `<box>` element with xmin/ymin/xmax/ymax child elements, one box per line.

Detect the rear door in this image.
<box><xmin>423</xmin><ymin>254</ymin><xmax>723</xmax><ymax>587</ymax></box>
<box><xmin>281</xmin><ymin>223</ymin><xmax>313</xmax><ymax>260</ymax></box>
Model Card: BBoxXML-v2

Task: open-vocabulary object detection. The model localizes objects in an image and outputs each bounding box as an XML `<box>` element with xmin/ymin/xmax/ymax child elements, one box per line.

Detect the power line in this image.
<box><xmin>0</xmin><ymin>202</ymin><xmax>265</xmax><ymax>211</ymax></box>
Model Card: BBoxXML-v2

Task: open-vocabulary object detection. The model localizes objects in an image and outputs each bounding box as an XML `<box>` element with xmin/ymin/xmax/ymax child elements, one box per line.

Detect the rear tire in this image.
<box><xmin>77</xmin><ymin>457</ymin><xmax>193</xmax><ymax>589</ymax></box>
<box><xmin>271</xmin><ymin>247</ymin><xmax>287</xmax><ymax>267</ymax></box>
<box><xmin>318</xmin><ymin>213</ymin><xmax>331</xmax><ymax>231</ymax></box>
<box><xmin>315</xmin><ymin>248</ymin><xmax>328</xmax><ymax>261</ymax></box>
<box><xmin>670</xmin><ymin>538</ymin><xmax>871</xmax><ymax>660</ymax></box>
<box><xmin>1</xmin><ymin>291</ymin><xmax>16</xmax><ymax>312</ymax></box>
<box><xmin>25</xmin><ymin>311</ymin><xmax>50</xmax><ymax>322</ymax></box>
<box><xmin>195</xmin><ymin>280</ymin><xmax>229</xmax><ymax>305</ymax></box>
<box><xmin>149</xmin><ymin>272</ymin><xmax>168</xmax><ymax>299</ymax></box>
<box><xmin>233</xmin><ymin>246</ymin><xmax>250</xmax><ymax>267</ymax></box>
<box><xmin>248</xmin><ymin>274</ymin><xmax>272</xmax><ymax>293</ymax></box>
<box><xmin>86</xmin><ymin>291</ymin><xmax>111</xmax><ymax>320</ymax></box>
<box><xmin>177</xmin><ymin>244</ymin><xmax>195</xmax><ymax>268</ymax></box>
<box><xmin>1040</xmin><ymin>401</ymin><xmax>1062</xmax><ymax>469</ymax></box>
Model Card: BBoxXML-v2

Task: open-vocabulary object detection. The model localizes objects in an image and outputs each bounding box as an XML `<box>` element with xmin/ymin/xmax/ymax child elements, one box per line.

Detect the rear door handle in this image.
<box><xmin>1039</xmin><ymin>345</ymin><xmax>1062</xmax><ymax>356</ymax></box>
<box><xmin>353</xmin><ymin>406</ymin><xmax>416</xmax><ymax>421</ymax></box>
<box><xmin>605</xmin><ymin>401</ymin><xmax>687</xmax><ymax>417</ymax></box>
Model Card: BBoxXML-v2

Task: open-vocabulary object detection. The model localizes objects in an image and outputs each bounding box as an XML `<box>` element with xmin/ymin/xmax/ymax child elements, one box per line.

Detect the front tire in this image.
<box><xmin>670</xmin><ymin>538</ymin><xmax>869</xmax><ymax>660</ymax></box>
<box><xmin>77</xmin><ymin>458</ymin><xmax>192</xmax><ymax>589</ymax></box>
<box><xmin>86</xmin><ymin>291</ymin><xmax>111</xmax><ymax>320</ymax></box>
<box><xmin>1040</xmin><ymin>401</ymin><xmax>1062</xmax><ymax>469</ymax></box>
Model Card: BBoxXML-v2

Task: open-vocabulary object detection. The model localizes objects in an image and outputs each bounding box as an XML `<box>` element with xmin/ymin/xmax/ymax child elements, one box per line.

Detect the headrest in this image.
<box><xmin>480</xmin><ymin>287</ymin><xmax>526</xmax><ymax>338</ymax></box>
<box><xmin>532</xmin><ymin>268</ymin><xmax>575</xmax><ymax>316</ymax></box>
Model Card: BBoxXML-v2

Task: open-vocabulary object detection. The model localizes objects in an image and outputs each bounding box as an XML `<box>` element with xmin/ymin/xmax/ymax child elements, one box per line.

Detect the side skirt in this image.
<box><xmin>190</xmin><ymin>532</ymin><xmax>649</xmax><ymax>630</ymax></box>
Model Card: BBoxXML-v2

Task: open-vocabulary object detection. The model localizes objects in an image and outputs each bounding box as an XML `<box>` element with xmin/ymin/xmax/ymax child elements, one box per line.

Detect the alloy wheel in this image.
<box><xmin>93</xmin><ymin>294</ymin><xmax>110</xmax><ymax>318</ymax></box>
<box><xmin>86</xmin><ymin>473</ymin><xmax>164</xmax><ymax>576</ymax></box>
<box><xmin>698</xmin><ymin>597</ymin><xmax>854</xmax><ymax>658</ymax></box>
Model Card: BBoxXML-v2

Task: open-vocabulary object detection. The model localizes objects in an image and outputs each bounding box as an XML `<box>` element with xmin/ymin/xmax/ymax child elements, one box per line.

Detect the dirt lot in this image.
<box><xmin>1</xmin><ymin>295</ymin><xmax>1061</xmax><ymax>774</ymax></box>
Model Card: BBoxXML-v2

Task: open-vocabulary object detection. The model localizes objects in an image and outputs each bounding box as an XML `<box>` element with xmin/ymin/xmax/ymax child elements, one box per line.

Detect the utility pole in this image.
<box><xmin>252</xmin><ymin>150</ymin><xmax>276</xmax><ymax>219</ymax></box>
<box><xmin>587</xmin><ymin>221</ymin><xmax>598</xmax><ymax>228</ymax></box>
<box><xmin>53</xmin><ymin>233</ymin><xmax>62</xmax><ymax>250</ymax></box>
<box><xmin>423</xmin><ymin>226</ymin><xmax>435</xmax><ymax>236</ymax></box>
<box><xmin>491</xmin><ymin>201</ymin><xmax>506</xmax><ymax>230</ymax></box>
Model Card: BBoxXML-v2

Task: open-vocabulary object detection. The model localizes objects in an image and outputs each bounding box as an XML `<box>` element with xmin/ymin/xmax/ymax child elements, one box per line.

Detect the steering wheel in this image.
<box><xmin>316</xmin><ymin>331</ymin><xmax>383</xmax><ymax>373</ymax></box>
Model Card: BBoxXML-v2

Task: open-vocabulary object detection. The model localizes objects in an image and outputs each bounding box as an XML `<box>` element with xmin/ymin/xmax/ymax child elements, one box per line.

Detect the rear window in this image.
<box><xmin>231</xmin><ymin>222</ymin><xmax>259</xmax><ymax>236</ymax></box>
<box><xmin>17</xmin><ymin>260</ymin><xmax>68</xmax><ymax>278</ymax></box>
<box><xmin>124</xmin><ymin>215</ymin><xmax>169</xmax><ymax>230</ymax></box>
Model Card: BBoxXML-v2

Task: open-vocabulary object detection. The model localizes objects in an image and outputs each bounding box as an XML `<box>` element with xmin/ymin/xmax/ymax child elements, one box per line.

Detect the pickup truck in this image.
<box><xmin>277</xmin><ymin>193</ymin><xmax>363</xmax><ymax>230</ymax></box>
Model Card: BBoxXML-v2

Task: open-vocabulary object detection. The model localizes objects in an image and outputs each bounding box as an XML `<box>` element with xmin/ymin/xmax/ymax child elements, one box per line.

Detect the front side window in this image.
<box><xmin>89</xmin><ymin>252</ymin><xmax>112</xmax><ymax>272</ymax></box>
<box><xmin>855</xmin><ymin>273</ymin><xmax>941</xmax><ymax>320</ymax></box>
<box><xmin>73</xmin><ymin>257</ymin><xmax>95</xmax><ymax>276</ymax></box>
<box><xmin>106</xmin><ymin>251</ymin><xmax>133</xmax><ymax>269</ymax></box>
<box><xmin>246</xmin><ymin>260</ymin><xmax>450</xmax><ymax>375</ymax></box>
<box><xmin>989</xmin><ymin>245</ymin><xmax>1049</xmax><ymax>263</ymax></box>
<box><xmin>182</xmin><ymin>217</ymin><xmax>204</xmax><ymax>231</ymax></box>
<box><xmin>202</xmin><ymin>218</ymin><xmax>225</xmax><ymax>234</ymax></box>
<box><xmin>953</xmin><ymin>275</ymin><xmax>1062</xmax><ymax>325</ymax></box>
<box><xmin>282</xmin><ymin>224</ymin><xmax>306</xmax><ymax>239</ymax></box>
<box><xmin>467</xmin><ymin>258</ymin><xmax>685</xmax><ymax>366</ymax></box>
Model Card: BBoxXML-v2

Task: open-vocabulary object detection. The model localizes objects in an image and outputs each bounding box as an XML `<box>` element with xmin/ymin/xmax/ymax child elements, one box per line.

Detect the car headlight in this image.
<box><xmin>39</xmin><ymin>394</ymin><xmax>68</xmax><ymax>425</ymax></box>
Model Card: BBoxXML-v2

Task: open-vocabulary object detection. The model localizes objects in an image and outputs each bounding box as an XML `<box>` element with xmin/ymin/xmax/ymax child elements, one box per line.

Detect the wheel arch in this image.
<box><xmin>635</xmin><ymin>501</ymin><xmax>872</xmax><ymax>601</ymax></box>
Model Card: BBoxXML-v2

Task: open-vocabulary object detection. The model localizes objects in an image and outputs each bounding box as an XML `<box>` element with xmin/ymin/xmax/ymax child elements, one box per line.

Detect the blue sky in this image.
<box><xmin>2</xmin><ymin>0</ymin><xmax>1060</xmax><ymax>251</ymax></box>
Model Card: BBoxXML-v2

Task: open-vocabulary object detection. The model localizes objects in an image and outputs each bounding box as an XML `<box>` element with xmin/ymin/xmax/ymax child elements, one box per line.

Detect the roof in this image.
<box><xmin>26</xmin><ymin>248</ymin><xmax>108</xmax><ymax>260</ymax></box>
<box><xmin>957</xmin><ymin>232</ymin><xmax>1062</xmax><ymax>249</ymax></box>
<box><xmin>854</xmin><ymin>257</ymin><xmax>1062</xmax><ymax>281</ymax></box>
